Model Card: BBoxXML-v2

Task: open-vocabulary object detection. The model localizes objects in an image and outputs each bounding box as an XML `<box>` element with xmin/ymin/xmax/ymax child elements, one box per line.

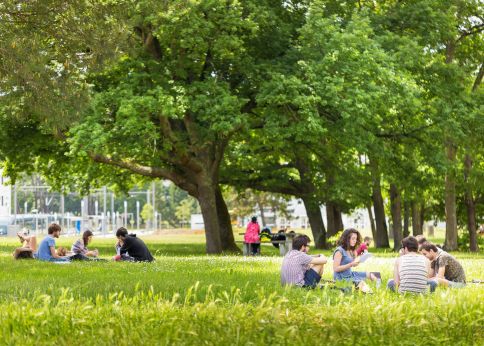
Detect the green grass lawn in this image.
<box><xmin>0</xmin><ymin>234</ymin><xmax>483</xmax><ymax>345</ymax></box>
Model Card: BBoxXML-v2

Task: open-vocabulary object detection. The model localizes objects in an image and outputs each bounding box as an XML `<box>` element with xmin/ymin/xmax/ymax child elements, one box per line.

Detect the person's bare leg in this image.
<box><xmin>27</xmin><ymin>235</ymin><xmax>37</xmax><ymax>251</ymax></box>
<box><xmin>367</xmin><ymin>272</ymin><xmax>377</xmax><ymax>281</ymax></box>
<box><xmin>17</xmin><ymin>232</ymin><xmax>25</xmax><ymax>244</ymax></box>
<box><xmin>310</xmin><ymin>263</ymin><xmax>325</xmax><ymax>276</ymax></box>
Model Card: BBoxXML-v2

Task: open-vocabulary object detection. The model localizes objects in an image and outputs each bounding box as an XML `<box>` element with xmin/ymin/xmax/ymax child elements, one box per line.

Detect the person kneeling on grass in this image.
<box><xmin>387</xmin><ymin>236</ymin><xmax>436</xmax><ymax>294</ymax></box>
<box><xmin>333</xmin><ymin>229</ymin><xmax>377</xmax><ymax>293</ymax></box>
<box><xmin>280</xmin><ymin>235</ymin><xmax>327</xmax><ymax>289</ymax></box>
<box><xmin>36</xmin><ymin>223</ymin><xmax>70</xmax><ymax>262</ymax></box>
<box><xmin>113</xmin><ymin>227</ymin><xmax>154</xmax><ymax>262</ymax></box>
<box><xmin>420</xmin><ymin>242</ymin><xmax>466</xmax><ymax>289</ymax></box>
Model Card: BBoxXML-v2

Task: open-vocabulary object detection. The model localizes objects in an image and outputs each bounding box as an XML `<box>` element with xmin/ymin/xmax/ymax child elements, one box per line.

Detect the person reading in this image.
<box><xmin>333</xmin><ymin>228</ymin><xmax>377</xmax><ymax>292</ymax></box>
<box><xmin>114</xmin><ymin>227</ymin><xmax>154</xmax><ymax>262</ymax></box>
<box><xmin>280</xmin><ymin>235</ymin><xmax>327</xmax><ymax>288</ymax></box>
<box><xmin>420</xmin><ymin>242</ymin><xmax>466</xmax><ymax>288</ymax></box>
<box><xmin>36</xmin><ymin>223</ymin><xmax>70</xmax><ymax>262</ymax></box>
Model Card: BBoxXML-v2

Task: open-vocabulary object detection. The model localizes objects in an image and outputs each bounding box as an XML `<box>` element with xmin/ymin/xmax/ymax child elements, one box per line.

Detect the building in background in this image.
<box><xmin>0</xmin><ymin>170</ymin><xmax>12</xmax><ymax>235</ymax></box>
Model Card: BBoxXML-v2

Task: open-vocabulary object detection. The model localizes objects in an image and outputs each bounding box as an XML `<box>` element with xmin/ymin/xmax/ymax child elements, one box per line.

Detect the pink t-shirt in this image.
<box><xmin>244</xmin><ymin>222</ymin><xmax>260</xmax><ymax>243</ymax></box>
<box><xmin>356</xmin><ymin>243</ymin><xmax>368</xmax><ymax>256</ymax></box>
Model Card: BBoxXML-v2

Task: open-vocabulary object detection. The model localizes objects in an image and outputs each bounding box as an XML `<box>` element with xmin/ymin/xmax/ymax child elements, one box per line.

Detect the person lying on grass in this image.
<box><xmin>36</xmin><ymin>223</ymin><xmax>70</xmax><ymax>262</ymax></box>
<box><xmin>332</xmin><ymin>228</ymin><xmax>377</xmax><ymax>293</ymax></box>
<box><xmin>280</xmin><ymin>235</ymin><xmax>327</xmax><ymax>289</ymax></box>
<box><xmin>387</xmin><ymin>236</ymin><xmax>436</xmax><ymax>294</ymax></box>
<box><xmin>113</xmin><ymin>227</ymin><xmax>154</xmax><ymax>262</ymax></box>
<box><xmin>420</xmin><ymin>242</ymin><xmax>466</xmax><ymax>288</ymax></box>
<box><xmin>13</xmin><ymin>230</ymin><xmax>37</xmax><ymax>259</ymax></box>
<box><xmin>71</xmin><ymin>230</ymin><xmax>100</xmax><ymax>260</ymax></box>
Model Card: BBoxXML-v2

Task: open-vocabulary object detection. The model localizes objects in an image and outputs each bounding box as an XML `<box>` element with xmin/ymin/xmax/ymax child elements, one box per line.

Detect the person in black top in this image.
<box><xmin>114</xmin><ymin>227</ymin><xmax>154</xmax><ymax>262</ymax></box>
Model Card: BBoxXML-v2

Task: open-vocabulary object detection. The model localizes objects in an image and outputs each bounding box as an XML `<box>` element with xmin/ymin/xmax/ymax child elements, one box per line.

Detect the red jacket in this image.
<box><xmin>244</xmin><ymin>222</ymin><xmax>260</xmax><ymax>243</ymax></box>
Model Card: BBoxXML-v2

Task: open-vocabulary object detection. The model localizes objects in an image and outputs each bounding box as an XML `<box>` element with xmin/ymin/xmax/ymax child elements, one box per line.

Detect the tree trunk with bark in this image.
<box><xmin>326</xmin><ymin>201</ymin><xmax>343</xmax><ymax>238</ymax></box>
<box><xmin>302</xmin><ymin>196</ymin><xmax>327</xmax><ymax>249</ymax></box>
<box><xmin>464</xmin><ymin>154</ymin><xmax>479</xmax><ymax>252</ymax></box>
<box><xmin>197</xmin><ymin>181</ymin><xmax>223</xmax><ymax>253</ymax></box>
<box><xmin>403</xmin><ymin>201</ymin><xmax>410</xmax><ymax>238</ymax></box>
<box><xmin>370</xmin><ymin>159</ymin><xmax>390</xmax><ymax>248</ymax></box>
<box><xmin>390</xmin><ymin>184</ymin><xmax>403</xmax><ymax>251</ymax></box>
<box><xmin>367</xmin><ymin>202</ymin><xmax>376</xmax><ymax>240</ymax></box>
<box><xmin>334</xmin><ymin>205</ymin><xmax>344</xmax><ymax>233</ymax></box>
<box><xmin>215</xmin><ymin>186</ymin><xmax>240</xmax><ymax>253</ymax></box>
<box><xmin>411</xmin><ymin>201</ymin><xmax>423</xmax><ymax>236</ymax></box>
<box><xmin>444</xmin><ymin>143</ymin><xmax>458</xmax><ymax>250</ymax></box>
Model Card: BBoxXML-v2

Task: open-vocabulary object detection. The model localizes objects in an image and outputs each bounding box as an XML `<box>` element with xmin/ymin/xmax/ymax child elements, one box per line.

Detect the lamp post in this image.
<box><xmin>124</xmin><ymin>200</ymin><xmax>128</xmax><ymax>227</ymax></box>
<box><xmin>136</xmin><ymin>200</ymin><xmax>140</xmax><ymax>231</ymax></box>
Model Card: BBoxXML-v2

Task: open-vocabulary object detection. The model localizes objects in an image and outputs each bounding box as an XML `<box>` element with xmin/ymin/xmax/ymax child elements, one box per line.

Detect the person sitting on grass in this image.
<box><xmin>387</xmin><ymin>236</ymin><xmax>435</xmax><ymax>294</ymax></box>
<box><xmin>356</xmin><ymin>236</ymin><xmax>372</xmax><ymax>256</ymax></box>
<box><xmin>280</xmin><ymin>235</ymin><xmax>327</xmax><ymax>288</ymax></box>
<box><xmin>333</xmin><ymin>228</ymin><xmax>377</xmax><ymax>292</ymax></box>
<box><xmin>244</xmin><ymin>216</ymin><xmax>261</xmax><ymax>256</ymax></box>
<box><xmin>71</xmin><ymin>230</ymin><xmax>99</xmax><ymax>260</ymax></box>
<box><xmin>420</xmin><ymin>242</ymin><xmax>466</xmax><ymax>288</ymax></box>
<box><xmin>113</xmin><ymin>227</ymin><xmax>154</xmax><ymax>262</ymax></box>
<box><xmin>36</xmin><ymin>223</ymin><xmax>70</xmax><ymax>262</ymax></box>
<box><xmin>416</xmin><ymin>236</ymin><xmax>443</xmax><ymax>254</ymax></box>
<box><xmin>13</xmin><ymin>230</ymin><xmax>37</xmax><ymax>259</ymax></box>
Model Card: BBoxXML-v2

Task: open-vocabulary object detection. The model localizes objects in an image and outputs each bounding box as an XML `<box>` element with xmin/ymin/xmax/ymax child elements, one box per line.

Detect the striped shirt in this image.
<box><xmin>398</xmin><ymin>254</ymin><xmax>429</xmax><ymax>294</ymax></box>
<box><xmin>281</xmin><ymin>250</ymin><xmax>313</xmax><ymax>286</ymax></box>
<box><xmin>71</xmin><ymin>239</ymin><xmax>88</xmax><ymax>255</ymax></box>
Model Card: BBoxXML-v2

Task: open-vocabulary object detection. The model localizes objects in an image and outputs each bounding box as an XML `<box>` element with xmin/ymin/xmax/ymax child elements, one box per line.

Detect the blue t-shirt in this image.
<box><xmin>37</xmin><ymin>236</ymin><xmax>56</xmax><ymax>261</ymax></box>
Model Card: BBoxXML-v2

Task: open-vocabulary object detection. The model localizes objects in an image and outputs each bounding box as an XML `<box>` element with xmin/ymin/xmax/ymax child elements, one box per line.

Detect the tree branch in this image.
<box><xmin>472</xmin><ymin>63</ymin><xmax>484</xmax><ymax>92</ymax></box>
<box><xmin>88</xmin><ymin>152</ymin><xmax>197</xmax><ymax>195</ymax></box>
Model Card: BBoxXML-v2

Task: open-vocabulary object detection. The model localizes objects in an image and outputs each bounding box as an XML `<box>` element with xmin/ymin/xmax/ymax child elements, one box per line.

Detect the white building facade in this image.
<box><xmin>0</xmin><ymin>170</ymin><xmax>11</xmax><ymax>217</ymax></box>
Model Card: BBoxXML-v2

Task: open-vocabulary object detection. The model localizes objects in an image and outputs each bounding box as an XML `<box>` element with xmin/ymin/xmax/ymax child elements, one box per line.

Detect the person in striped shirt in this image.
<box><xmin>280</xmin><ymin>235</ymin><xmax>327</xmax><ymax>288</ymax></box>
<box><xmin>71</xmin><ymin>230</ymin><xmax>99</xmax><ymax>259</ymax></box>
<box><xmin>387</xmin><ymin>236</ymin><xmax>435</xmax><ymax>294</ymax></box>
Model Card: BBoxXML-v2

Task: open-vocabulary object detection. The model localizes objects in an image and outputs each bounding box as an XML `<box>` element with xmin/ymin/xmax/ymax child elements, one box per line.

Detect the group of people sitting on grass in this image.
<box><xmin>13</xmin><ymin>223</ymin><xmax>154</xmax><ymax>263</ymax></box>
<box><xmin>281</xmin><ymin>228</ymin><xmax>466</xmax><ymax>294</ymax></box>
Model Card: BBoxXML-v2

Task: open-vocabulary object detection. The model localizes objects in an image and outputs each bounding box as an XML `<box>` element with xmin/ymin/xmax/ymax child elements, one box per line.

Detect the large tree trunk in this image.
<box><xmin>403</xmin><ymin>201</ymin><xmax>410</xmax><ymax>238</ymax></box>
<box><xmin>390</xmin><ymin>184</ymin><xmax>403</xmax><ymax>251</ymax></box>
<box><xmin>370</xmin><ymin>160</ymin><xmax>390</xmax><ymax>248</ymax></box>
<box><xmin>419</xmin><ymin>203</ymin><xmax>425</xmax><ymax>235</ymax></box>
<box><xmin>444</xmin><ymin>143</ymin><xmax>458</xmax><ymax>250</ymax></box>
<box><xmin>334</xmin><ymin>204</ymin><xmax>344</xmax><ymax>233</ymax></box>
<box><xmin>215</xmin><ymin>186</ymin><xmax>240</xmax><ymax>253</ymax></box>
<box><xmin>464</xmin><ymin>154</ymin><xmax>479</xmax><ymax>252</ymax></box>
<box><xmin>326</xmin><ymin>201</ymin><xmax>338</xmax><ymax>237</ymax></box>
<box><xmin>411</xmin><ymin>201</ymin><xmax>423</xmax><ymax>236</ymax></box>
<box><xmin>326</xmin><ymin>202</ymin><xmax>344</xmax><ymax>237</ymax></box>
<box><xmin>366</xmin><ymin>202</ymin><xmax>376</xmax><ymax>239</ymax></box>
<box><xmin>326</xmin><ymin>202</ymin><xmax>335</xmax><ymax>237</ymax></box>
<box><xmin>197</xmin><ymin>180</ymin><xmax>223</xmax><ymax>254</ymax></box>
<box><xmin>301</xmin><ymin>196</ymin><xmax>326</xmax><ymax>249</ymax></box>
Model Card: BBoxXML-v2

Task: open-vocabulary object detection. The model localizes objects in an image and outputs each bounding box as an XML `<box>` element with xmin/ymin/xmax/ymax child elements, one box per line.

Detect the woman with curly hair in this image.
<box><xmin>333</xmin><ymin>228</ymin><xmax>377</xmax><ymax>291</ymax></box>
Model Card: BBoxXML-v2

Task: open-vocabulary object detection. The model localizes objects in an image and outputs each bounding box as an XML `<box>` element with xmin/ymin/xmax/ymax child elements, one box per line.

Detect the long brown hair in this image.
<box><xmin>82</xmin><ymin>230</ymin><xmax>93</xmax><ymax>247</ymax></box>
<box><xmin>337</xmin><ymin>228</ymin><xmax>362</xmax><ymax>251</ymax></box>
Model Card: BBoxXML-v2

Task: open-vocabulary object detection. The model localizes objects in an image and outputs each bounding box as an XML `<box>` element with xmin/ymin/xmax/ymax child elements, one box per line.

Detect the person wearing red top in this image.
<box><xmin>244</xmin><ymin>217</ymin><xmax>261</xmax><ymax>255</ymax></box>
<box><xmin>356</xmin><ymin>236</ymin><xmax>372</xmax><ymax>256</ymax></box>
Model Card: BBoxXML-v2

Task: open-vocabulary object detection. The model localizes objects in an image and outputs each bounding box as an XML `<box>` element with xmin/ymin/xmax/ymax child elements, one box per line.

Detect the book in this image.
<box><xmin>359</xmin><ymin>252</ymin><xmax>373</xmax><ymax>263</ymax></box>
